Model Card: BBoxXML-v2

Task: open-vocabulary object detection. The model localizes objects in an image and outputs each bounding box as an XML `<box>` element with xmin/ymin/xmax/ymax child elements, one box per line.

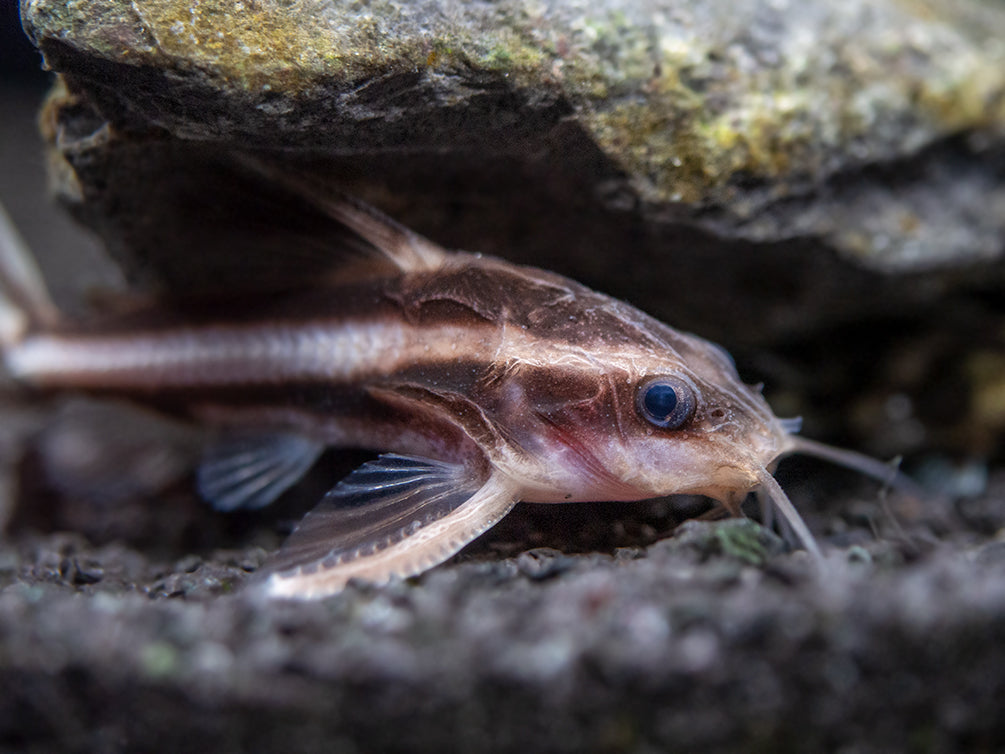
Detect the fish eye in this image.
<box><xmin>637</xmin><ymin>377</ymin><xmax>697</xmax><ymax>430</ymax></box>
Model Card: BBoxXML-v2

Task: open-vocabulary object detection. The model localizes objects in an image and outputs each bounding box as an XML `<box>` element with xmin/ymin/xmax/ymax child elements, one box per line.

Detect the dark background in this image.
<box><xmin>0</xmin><ymin>1</ymin><xmax>114</xmax><ymax>311</ymax></box>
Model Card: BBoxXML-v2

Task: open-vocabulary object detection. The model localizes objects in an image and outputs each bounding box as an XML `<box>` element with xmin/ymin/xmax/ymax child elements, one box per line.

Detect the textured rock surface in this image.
<box><xmin>3</xmin><ymin>510</ymin><xmax>1005</xmax><ymax>753</ymax></box>
<box><xmin>20</xmin><ymin>0</ymin><xmax>1005</xmax><ymax>270</ymax></box>
<box><xmin>3</xmin><ymin>0</ymin><xmax>1005</xmax><ymax>751</ymax></box>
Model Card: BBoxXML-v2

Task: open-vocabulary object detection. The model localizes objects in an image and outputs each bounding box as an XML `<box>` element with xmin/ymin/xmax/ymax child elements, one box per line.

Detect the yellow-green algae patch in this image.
<box><xmin>22</xmin><ymin>0</ymin><xmax>1005</xmax><ymax>203</ymax></box>
<box><xmin>22</xmin><ymin>0</ymin><xmax>555</xmax><ymax>93</ymax></box>
<box><xmin>555</xmin><ymin>3</ymin><xmax>1005</xmax><ymax>203</ymax></box>
<box><xmin>25</xmin><ymin>0</ymin><xmax>423</xmax><ymax>91</ymax></box>
<box><xmin>969</xmin><ymin>348</ymin><xmax>1005</xmax><ymax>439</ymax></box>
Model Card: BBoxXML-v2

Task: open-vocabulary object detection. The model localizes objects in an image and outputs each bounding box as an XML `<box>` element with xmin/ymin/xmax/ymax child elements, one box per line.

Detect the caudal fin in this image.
<box><xmin>0</xmin><ymin>202</ymin><xmax>59</xmax><ymax>345</ymax></box>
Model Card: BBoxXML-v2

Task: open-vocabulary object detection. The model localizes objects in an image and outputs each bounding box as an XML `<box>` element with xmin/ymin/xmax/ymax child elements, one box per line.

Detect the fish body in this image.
<box><xmin>0</xmin><ymin>174</ymin><xmax>909</xmax><ymax>598</ymax></box>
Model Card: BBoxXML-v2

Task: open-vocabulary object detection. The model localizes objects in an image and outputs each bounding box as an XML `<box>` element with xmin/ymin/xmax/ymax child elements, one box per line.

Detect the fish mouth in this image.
<box><xmin>744</xmin><ymin>421</ymin><xmax>928</xmax><ymax>565</ymax></box>
<box><xmin>683</xmin><ymin>427</ymin><xmax>823</xmax><ymax>561</ymax></box>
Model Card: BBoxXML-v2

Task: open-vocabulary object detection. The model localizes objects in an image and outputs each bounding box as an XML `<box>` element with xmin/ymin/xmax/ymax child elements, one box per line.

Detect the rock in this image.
<box><xmin>19</xmin><ymin>0</ymin><xmax>1005</xmax><ymax>272</ymax></box>
<box><xmin>2</xmin><ymin>527</ymin><xmax>1005</xmax><ymax>753</ymax></box>
<box><xmin>18</xmin><ymin>0</ymin><xmax>1005</xmax><ymax>273</ymax></box>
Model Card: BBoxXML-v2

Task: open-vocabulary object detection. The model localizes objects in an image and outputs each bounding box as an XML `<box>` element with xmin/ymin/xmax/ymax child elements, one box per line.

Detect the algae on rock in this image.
<box><xmin>20</xmin><ymin>0</ymin><xmax>1005</xmax><ymax>270</ymax></box>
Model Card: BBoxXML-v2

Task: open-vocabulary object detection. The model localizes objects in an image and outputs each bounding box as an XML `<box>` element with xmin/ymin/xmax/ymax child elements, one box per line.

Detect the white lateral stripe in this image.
<box><xmin>6</xmin><ymin>321</ymin><xmax>488</xmax><ymax>388</ymax></box>
<box><xmin>6</xmin><ymin>318</ymin><xmax>683</xmax><ymax>390</ymax></box>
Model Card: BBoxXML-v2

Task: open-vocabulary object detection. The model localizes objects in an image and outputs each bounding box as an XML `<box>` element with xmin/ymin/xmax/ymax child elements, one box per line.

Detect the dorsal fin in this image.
<box><xmin>232</xmin><ymin>154</ymin><xmax>448</xmax><ymax>275</ymax></box>
<box><xmin>82</xmin><ymin>150</ymin><xmax>449</xmax><ymax>298</ymax></box>
<box><xmin>0</xmin><ymin>201</ymin><xmax>59</xmax><ymax>343</ymax></box>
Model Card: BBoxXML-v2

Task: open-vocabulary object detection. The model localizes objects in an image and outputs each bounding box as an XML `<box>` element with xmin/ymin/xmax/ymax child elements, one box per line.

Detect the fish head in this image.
<box><xmin>493</xmin><ymin>321</ymin><xmax>794</xmax><ymax>506</ymax></box>
<box><xmin>612</xmin><ymin>335</ymin><xmax>793</xmax><ymax>503</ymax></box>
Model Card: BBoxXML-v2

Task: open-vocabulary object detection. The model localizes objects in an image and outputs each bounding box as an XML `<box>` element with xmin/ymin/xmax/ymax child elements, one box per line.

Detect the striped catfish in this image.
<box><xmin>0</xmin><ymin>170</ymin><xmax>917</xmax><ymax>599</ymax></box>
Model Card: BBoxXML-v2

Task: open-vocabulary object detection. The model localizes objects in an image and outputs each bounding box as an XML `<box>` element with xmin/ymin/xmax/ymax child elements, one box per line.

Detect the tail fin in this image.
<box><xmin>0</xmin><ymin>202</ymin><xmax>59</xmax><ymax>345</ymax></box>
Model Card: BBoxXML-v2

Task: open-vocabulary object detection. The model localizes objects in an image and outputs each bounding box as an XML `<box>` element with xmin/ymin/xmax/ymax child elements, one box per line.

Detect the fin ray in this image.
<box><xmin>0</xmin><ymin>201</ymin><xmax>59</xmax><ymax>343</ymax></box>
<box><xmin>259</xmin><ymin>455</ymin><xmax>518</xmax><ymax>598</ymax></box>
<box><xmin>198</xmin><ymin>431</ymin><xmax>324</xmax><ymax>511</ymax></box>
<box><xmin>84</xmin><ymin>154</ymin><xmax>436</xmax><ymax>297</ymax></box>
<box><xmin>233</xmin><ymin>155</ymin><xmax>447</xmax><ymax>274</ymax></box>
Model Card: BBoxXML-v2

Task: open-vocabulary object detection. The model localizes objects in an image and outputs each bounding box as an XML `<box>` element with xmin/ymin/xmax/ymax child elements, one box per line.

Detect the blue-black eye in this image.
<box><xmin>637</xmin><ymin>377</ymin><xmax>697</xmax><ymax>429</ymax></box>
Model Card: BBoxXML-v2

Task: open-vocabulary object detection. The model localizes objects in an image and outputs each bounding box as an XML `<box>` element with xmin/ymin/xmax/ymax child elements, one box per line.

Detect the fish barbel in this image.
<box><xmin>0</xmin><ymin>167</ymin><xmax>919</xmax><ymax>599</ymax></box>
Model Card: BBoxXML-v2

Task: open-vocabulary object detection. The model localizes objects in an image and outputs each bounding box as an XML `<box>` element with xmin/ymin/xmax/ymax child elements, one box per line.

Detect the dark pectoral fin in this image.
<box><xmin>197</xmin><ymin>431</ymin><xmax>324</xmax><ymax>511</ymax></box>
<box><xmin>258</xmin><ymin>454</ymin><xmax>519</xmax><ymax>599</ymax></box>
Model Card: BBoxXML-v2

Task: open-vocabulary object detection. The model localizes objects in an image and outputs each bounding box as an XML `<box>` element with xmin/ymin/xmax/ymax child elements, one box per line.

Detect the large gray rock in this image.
<box><xmin>20</xmin><ymin>0</ymin><xmax>1005</xmax><ymax>271</ymax></box>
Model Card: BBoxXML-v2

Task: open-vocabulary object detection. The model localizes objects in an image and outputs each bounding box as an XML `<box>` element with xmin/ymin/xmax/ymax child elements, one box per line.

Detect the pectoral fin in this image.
<box><xmin>258</xmin><ymin>454</ymin><xmax>519</xmax><ymax>599</ymax></box>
